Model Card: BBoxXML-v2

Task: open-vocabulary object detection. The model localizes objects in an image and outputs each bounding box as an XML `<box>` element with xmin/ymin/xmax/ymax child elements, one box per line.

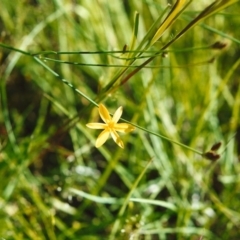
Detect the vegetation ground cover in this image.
<box><xmin>0</xmin><ymin>0</ymin><xmax>240</xmax><ymax>239</ymax></box>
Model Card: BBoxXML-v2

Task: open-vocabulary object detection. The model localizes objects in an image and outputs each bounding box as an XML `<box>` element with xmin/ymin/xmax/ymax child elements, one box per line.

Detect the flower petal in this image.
<box><xmin>112</xmin><ymin>106</ymin><xmax>123</xmax><ymax>123</ymax></box>
<box><xmin>86</xmin><ymin>123</ymin><xmax>106</xmax><ymax>129</ymax></box>
<box><xmin>95</xmin><ymin>130</ymin><xmax>109</xmax><ymax>148</ymax></box>
<box><xmin>99</xmin><ymin>104</ymin><xmax>111</xmax><ymax>123</ymax></box>
<box><xmin>110</xmin><ymin>130</ymin><xmax>124</xmax><ymax>148</ymax></box>
<box><xmin>114</xmin><ymin>123</ymin><xmax>135</xmax><ymax>133</ymax></box>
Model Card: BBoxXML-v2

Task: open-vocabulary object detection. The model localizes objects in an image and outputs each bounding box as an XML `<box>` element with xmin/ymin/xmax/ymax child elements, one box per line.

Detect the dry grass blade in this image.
<box><xmin>150</xmin><ymin>0</ymin><xmax>188</xmax><ymax>45</ymax></box>
<box><xmin>162</xmin><ymin>0</ymin><xmax>239</xmax><ymax>49</ymax></box>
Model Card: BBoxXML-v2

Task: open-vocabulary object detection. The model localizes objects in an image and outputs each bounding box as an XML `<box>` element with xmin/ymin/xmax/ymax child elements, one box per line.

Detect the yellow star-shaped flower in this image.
<box><xmin>86</xmin><ymin>104</ymin><xmax>135</xmax><ymax>148</ymax></box>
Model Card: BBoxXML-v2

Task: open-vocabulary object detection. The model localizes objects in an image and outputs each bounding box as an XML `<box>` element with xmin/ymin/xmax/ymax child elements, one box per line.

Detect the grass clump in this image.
<box><xmin>0</xmin><ymin>0</ymin><xmax>240</xmax><ymax>239</ymax></box>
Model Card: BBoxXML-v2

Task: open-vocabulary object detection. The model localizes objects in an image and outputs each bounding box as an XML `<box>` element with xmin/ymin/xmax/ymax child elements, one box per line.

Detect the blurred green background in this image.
<box><xmin>0</xmin><ymin>0</ymin><xmax>240</xmax><ymax>239</ymax></box>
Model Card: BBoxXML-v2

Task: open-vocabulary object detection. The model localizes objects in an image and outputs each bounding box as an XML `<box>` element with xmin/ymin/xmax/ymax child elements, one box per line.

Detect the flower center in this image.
<box><xmin>107</xmin><ymin>121</ymin><xmax>115</xmax><ymax>130</ymax></box>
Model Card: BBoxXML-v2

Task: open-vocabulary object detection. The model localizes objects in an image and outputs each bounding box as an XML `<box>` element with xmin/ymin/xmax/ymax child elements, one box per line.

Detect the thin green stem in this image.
<box><xmin>0</xmin><ymin>43</ymin><xmax>31</xmax><ymax>56</ymax></box>
<box><xmin>39</xmin><ymin>56</ymin><xmax>210</xmax><ymax>68</ymax></box>
<box><xmin>33</xmin><ymin>56</ymin><xmax>98</xmax><ymax>107</ymax></box>
<box><xmin>32</xmin><ymin>46</ymin><xmax>210</xmax><ymax>56</ymax></box>
<box><xmin>121</xmin><ymin>118</ymin><xmax>203</xmax><ymax>155</ymax></box>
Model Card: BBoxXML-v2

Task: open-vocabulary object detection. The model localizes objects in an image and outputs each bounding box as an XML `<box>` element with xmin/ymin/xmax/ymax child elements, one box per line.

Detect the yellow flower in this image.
<box><xmin>86</xmin><ymin>104</ymin><xmax>135</xmax><ymax>148</ymax></box>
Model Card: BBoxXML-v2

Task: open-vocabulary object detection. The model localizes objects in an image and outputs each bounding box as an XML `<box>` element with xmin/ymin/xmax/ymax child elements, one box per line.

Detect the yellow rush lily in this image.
<box><xmin>86</xmin><ymin>104</ymin><xmax>135</xmax><ymax>148</ymax></box>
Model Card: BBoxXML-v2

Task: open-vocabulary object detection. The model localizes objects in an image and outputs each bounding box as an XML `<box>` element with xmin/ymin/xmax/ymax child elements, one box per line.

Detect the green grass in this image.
<box><xmin>1</xmin><ymin>0</ymin><xmax>240</xmax><ymax>239</ymax></box>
